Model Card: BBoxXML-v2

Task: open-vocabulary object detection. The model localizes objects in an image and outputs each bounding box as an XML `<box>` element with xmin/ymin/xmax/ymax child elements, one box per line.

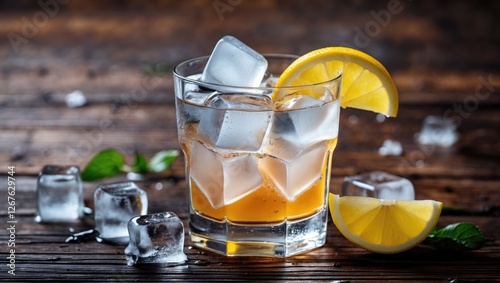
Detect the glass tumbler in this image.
<box><xmin>173</xmin><ymin>55</ymin><xmax>341</xmax><ymax>257</ymax></box>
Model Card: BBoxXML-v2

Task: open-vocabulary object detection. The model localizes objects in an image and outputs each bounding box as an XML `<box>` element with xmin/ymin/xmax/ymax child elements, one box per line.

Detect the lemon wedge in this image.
<box><xmin>274</xmin><ymin>47</ymin><xmax>398</xmax><ymax>117</ymax></box>
<box><xmin>329</xmin><ymin>193</ymin><xmax>442</xmax><ymax>254</ymax></box>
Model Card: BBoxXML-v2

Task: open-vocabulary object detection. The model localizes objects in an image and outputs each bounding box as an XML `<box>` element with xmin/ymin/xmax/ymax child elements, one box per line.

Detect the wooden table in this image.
<box><xmin>1</xmin><ymin>1</ymin><xmax>499</xmax><ymax>281</ymax></box>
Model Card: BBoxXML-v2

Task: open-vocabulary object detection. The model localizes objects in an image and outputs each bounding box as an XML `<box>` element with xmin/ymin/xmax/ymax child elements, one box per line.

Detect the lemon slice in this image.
<box><xmin>274</xmin><ymin>47</ymin><xmax>398</xmax><ymax>117</ymax></box>
<box><xmin>329</xmin><ymin>193</ymin><xmax>442</xmax><ymax>254</ymax></box>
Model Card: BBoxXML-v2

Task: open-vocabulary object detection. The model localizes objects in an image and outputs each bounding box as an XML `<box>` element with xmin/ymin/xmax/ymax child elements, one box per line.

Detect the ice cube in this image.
<box><xmin>259</xmin><ymin>142</ymin><xmax>328</xmax><ymax>201</ymax></box>
<box><xmin>35</xmin><ymin>165</ymin><xmax>84</xmax><ymax>223</ymax></box>
<box><xmin>415</xmin><ymin>115</ymin><xmax>459</xmax><ymax>147</ymax></box>
<box><xmin>341</xmin><ymin>171</ymin><xmax>415</xmax><ymax>200</ymax></box>
<box><xmin>270</xmin><ymin>99</ymin><xmax>340</xmax><ymax>149</ymax></box>
<box><xmin>65</xmin><ymin>90</ymin><xmax>87</xmax><ymax>108</ymax></box>
<box><xmin>182</xmin><ymin>74</ymin><xmax>218</xmax><ymax>105</ymax></box>
<box><xmin>201</xmin><ymin>35</ymin><xmax>268</xmax><ymax>88</ymax></box>
<box><xmin>190</xmin><ymin>140</ymin><xmax>262</xmax><ymax>208</ymax></box>
<box><xmin>94</xmin><ymin>182</ymin><xmax>148</xmax><ymax>245</ymax></box>
<box><xmin>274</xmin><ymin>92</ymin><xmax>333</xmax><ymax>110</ymax></box>
<box><xmin>125</xmin><ymin>211</ymin><xmax>187</xmax><ymax>266</ymax></box>
<box><xmin>197</xmin><ymin>94</ymin><xmax>273</xmax><ymax>152</ymax></box>
<box><xmin>378</xmin><ymin>139</ymin><xmax>403</xmax><ymax>156</ymax></box>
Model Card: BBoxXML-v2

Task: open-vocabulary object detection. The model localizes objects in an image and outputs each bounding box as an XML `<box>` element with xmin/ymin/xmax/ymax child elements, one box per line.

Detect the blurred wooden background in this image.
<box><xmin>1</xmin><ymin>0</ymin><xmax>499</xmax><ymax>174</ymax></box>
<box><xmin>0</xmin><ymin>1</ymin><xmax>499</xmax><ymax>281</ymax></box>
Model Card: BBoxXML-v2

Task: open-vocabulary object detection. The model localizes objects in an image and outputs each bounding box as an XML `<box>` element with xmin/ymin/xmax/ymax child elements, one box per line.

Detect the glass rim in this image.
<box><xmin>173</xmin><ymin>54</ymin><xmax>342</xmax><ymax>91</ymax></box>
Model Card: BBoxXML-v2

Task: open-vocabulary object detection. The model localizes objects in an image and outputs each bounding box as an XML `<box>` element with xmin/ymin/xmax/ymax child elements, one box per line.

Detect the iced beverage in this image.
<box><xmin>173</xmin><ymin>52</ymin><xmax>341</xmax><ymax>257</ymax></box>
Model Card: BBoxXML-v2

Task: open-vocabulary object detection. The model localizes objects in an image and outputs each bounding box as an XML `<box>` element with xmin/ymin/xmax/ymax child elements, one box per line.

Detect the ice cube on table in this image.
<box><xmin>341</xmin><ymin>171</ymin><xmax>415</xmax><ymax>200</ymax></box>
<box><xmin>270</xmin><ymin>98</ymin><xmax>340</xmax><ymax>149</ymax></box>
<box><xmin>35</xmin><ymin>165</ymin><xmax>84</xmax><ymax>223</ymax></box>
<box><xmin>125</xmin><ymin>212</ymin><xmax>187</xmax><ymax>266</ymax></box>
<box><xmin>259</xmin><ymin>142</ymin><xmax>328</xmax><ymax>201</ymax></box>
<box><xmin>198</xmin><ymin>94</ymin><xmax>273</xmax><ymax>152</ymax></box>
<box><xmin>415</xmin><ymin>115</ymin><xmax>459</xmax><ymax>147</ymax></box>
<box><xmin>378</xmin><ymin>139</ymin><xmax>403</xmax><ymax>156</ymax></box>
<box><xmin>201</xmin><ymin>35</ymin><xmax>268</xmax><ymax>88</ymax></box>
<box><xmin>190</xmin><ymin>141</ymin><xmax>262</xmax><ymax>208</ymax></box>
<box><xmin>94</xmin><ymin>182</ymin><xmax>148</xmax><ymax>245</ymax></box>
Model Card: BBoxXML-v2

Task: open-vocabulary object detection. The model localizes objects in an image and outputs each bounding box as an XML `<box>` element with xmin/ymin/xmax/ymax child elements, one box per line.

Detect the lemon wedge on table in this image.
<box><xmin>274</xmin><ymin>47</ymin><xmax>399</xmax><ymax>117</ymax></box>
<box><xmin>329</xmin><ymin>194</ymin><xmax>443</xmax><ymax>254</ymax></box>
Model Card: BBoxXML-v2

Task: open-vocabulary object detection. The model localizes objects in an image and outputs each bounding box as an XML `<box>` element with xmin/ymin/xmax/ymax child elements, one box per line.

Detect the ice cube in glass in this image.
<box><xmin>190</xmin><ymin>140</ymin><xmax>262</xmax><ymax>208</ymax></box>
<box><xmin>125</xmin><ymin>212</ymin><xmax>187</xmax><ymax>266</ymax></box>
<box><xmin>197</xmin><ymin>94</ymin><xmax>273</xmax><ymax>152</ymax></box>
<box><xmin>271</xmin><ymin>96</ymin><xmax>340</xmax><ymax>149</ymax></box>
<box><xmin>35</xmin><ymin>165</ymin><xmax>84</xmax><ymax>223</ymax></box>
<box><xmin>94</xmin><ymin>181</ymin><xmax>148</xmax><ymax>245</ymax></box>
<box><xmin>260</xmin><ymin>142</ymin><xmax>328</xmax><ymax>201</ymax></box>
<box><xmin>201</xmin><ymin>35</ymin><xmax>267</xmax><ymax>88</ymax></box>
<box><xmin>342</xmin><ymin>171</ymin><xmax>415</xmax><ymax>200</ymax></box>
<box><xmin>415</xmin><ymin>115</ymin><xmax>459</xmax><ymax>147</ymax></box>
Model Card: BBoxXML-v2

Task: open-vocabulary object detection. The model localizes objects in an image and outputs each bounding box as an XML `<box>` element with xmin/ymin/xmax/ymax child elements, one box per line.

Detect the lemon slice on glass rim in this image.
<box><xmin>274</xmin><ymin>46</ymin><xmax>399</xmax><ymax>117</ymax></box>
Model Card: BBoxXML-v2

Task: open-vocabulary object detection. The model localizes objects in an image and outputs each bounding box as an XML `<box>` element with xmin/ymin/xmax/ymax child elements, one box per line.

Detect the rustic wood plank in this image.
<box><xmin>1</xmin><ymin>176</ymin><xmax>499</xmax><ymax>281</ymax></box>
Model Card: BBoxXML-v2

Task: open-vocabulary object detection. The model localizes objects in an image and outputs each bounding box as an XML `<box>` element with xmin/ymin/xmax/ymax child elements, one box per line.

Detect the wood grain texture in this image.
<box><xmin>0</xmin><ymin>0</ymin><xmax>499</xmax><ymax>281</ymax></box>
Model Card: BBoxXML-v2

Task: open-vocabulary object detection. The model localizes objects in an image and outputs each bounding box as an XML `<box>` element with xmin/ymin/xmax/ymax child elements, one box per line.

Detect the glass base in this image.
<box><xmin>189</xmin><ymin>208</ymin><xmax>328</xmax><ymax>257</ymax></box>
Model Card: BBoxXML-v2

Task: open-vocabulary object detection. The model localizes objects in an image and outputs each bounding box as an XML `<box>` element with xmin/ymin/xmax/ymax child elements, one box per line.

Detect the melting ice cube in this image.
<box><xmin>201</xmin><ymin>35</ymin><xmax>268</xmax><ymax>88</ymax></box>
<box><xmin>197</xmin><ymin>94</ymin><xmax>273</xmax><ymax>152</ymax></box>
<box><xmin>125</xmin><ymin>212</ymin><xmax>187</xmax><ymax>266</ymax></box>
<box><xmin>415</xmin><ymin>115</ymin><xmax>459</xmax><ymax>147</ymax></box>
<box><xmin>94</xmin><ymin>182</ymin><xmax>148</xmax><ymax>245</ymax></box>
<box><xmin>190</xmin><ymin>140</ymin><xmax>262</xmax><ymax>208</ymax></box>
<box><xmin>35</xmin><ymin>165</ymin><xmax>84</xmax><ymax>223</ymax></box>
<box><xmin>342</xmin><ymin>171</ymin><xmax>415</xmax><ymax>200</ymax></box>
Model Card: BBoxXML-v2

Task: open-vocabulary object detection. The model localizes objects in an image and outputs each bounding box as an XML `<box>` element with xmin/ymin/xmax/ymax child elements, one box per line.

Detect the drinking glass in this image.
<box><xmin>173</xmin><ymin>55</ymin><xmax>341</xmax><ymax>257</ymax></box>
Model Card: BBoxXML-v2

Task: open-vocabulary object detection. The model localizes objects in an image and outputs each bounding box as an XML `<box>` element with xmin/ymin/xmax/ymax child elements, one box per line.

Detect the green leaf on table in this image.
<box><xmin>149</xmin><ymin>150</ymin><xmax>179</xmax><ymax>173</ymax></box>
<box><xmin>132</xmin><ymin>151</ymin><xmax>149</xmax><ymax>173</ymax></box>
<box><xmin>81</xmin><ymin>149</ymin><xmax>125</xmax><ymax>181</ymax></box>
<box><xmin>425</xmin><ymin>222</ymin><xmax>485</xmax><ymax>251</ymax></box>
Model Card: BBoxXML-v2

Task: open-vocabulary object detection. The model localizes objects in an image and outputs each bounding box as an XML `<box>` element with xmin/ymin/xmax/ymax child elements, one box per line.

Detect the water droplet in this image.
<box><xmin>193</xmin><ymin>259</ymin><xmax>210</xmax><ymax>266</ymax></box>
<box><xmin>415</xmin><ymin>159</ymin><xmax>425</xmax><ymax>167</ymax></box>
<box><xmin>65</xmin><ymin>229</ymin><xmax>99</xmax><ymax>243</ymax></box>
<box><xmin>155</xmin><ymin>182</ymin><xmax>164</xmax><ymax>190</ymax></box>
<box><xmin>83</xmin><ymin>207</ymin><xmax>93</xmax><ymax>215</ymax></box>
<box><xmin>376</xmin><ymin>114</ymin><xmax>386</xmax><ymax>123</ymax></box>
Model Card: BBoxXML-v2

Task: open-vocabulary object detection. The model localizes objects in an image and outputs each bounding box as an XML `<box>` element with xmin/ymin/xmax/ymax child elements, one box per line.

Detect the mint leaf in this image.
<box><xmin>149</xmin><ymin>150</ymin><xmax>179</xmax><ymax>173</ymax></box>
<box><xmin>132</xmin><ymin>151</ymin><xmax>149</xmax><ymax>173</ymax></box>
<box><xmin>81</xmin><ymin>149</ymin><xmax>125</xmax><ymax>181</ymax></box>
<box><xmin>426</xmin><ymin>222</ymin><xmax>485</xmax><ymax>251</ymax></box>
